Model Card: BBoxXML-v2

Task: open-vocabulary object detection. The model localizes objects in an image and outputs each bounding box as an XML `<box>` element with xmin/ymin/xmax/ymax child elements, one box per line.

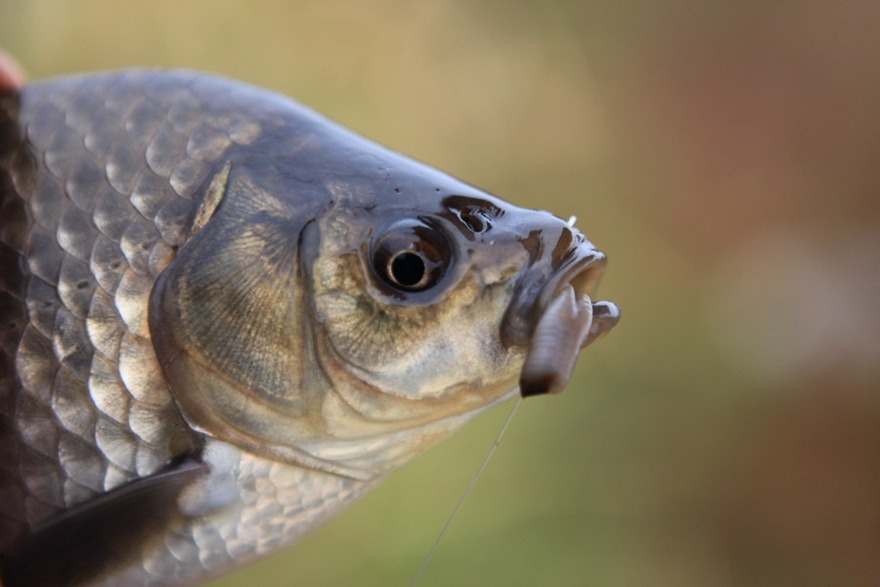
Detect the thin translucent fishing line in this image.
<box><xmin>409</xmin><ymin>396</ymin><xmax>523</xmax><ymax>587</ymax></box>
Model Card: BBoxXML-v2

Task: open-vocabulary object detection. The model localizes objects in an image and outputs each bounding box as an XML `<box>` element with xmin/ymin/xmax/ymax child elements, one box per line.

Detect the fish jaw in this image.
<box><xmin>500</xmin><ymin>220</ymin><xmax>620</xmax><ymax>397</ymax></box>
<box><xmin>519</xmin><ymin>287</ymin><xmax>621</xmax><ymax>397</ymax></box>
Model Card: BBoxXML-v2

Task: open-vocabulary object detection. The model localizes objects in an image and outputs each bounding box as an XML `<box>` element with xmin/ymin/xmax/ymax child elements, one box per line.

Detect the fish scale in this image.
<box><xmin>0</xmin><ymin>71</ymin><xmax>372</xmax><ymax>585</ymax></box>
<box><xmin>2</xmin><ymin>73</ymin><xmax>200</xmax><ymax>537</ymax></box>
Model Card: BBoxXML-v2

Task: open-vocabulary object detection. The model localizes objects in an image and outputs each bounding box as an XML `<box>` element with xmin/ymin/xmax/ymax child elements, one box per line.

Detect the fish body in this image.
<box><xmin>0</xmin><ymin>70</ymin><xmax>618</xmax><ymax>585</ymax></box>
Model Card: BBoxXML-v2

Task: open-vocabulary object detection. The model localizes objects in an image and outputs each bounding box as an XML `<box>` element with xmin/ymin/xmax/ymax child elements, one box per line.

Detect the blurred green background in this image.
<box><xmin>3</xmin><ymin>1</ymin><xmax>879</xmax><ymax>585</ymax></box>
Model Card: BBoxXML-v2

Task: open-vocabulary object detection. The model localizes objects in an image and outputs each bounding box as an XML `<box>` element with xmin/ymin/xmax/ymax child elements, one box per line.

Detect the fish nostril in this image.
<box><xmin>458</xmin><ymin>207</ymin><xmax>492</xmax><ymax>234</ymax></box>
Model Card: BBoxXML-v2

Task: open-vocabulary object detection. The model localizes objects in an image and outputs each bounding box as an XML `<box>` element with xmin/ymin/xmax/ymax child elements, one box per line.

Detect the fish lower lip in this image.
<box><xmin>520</xmin><ymin>285</ymin><xmax>593</xmax><ymax>397</ymax></box>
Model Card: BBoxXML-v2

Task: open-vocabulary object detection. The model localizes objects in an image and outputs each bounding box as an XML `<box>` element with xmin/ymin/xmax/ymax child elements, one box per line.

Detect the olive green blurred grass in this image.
<box><xmin>4</xmin><ymin>1</ymin><xmax>880</xmax><ymax>585</ymax></box>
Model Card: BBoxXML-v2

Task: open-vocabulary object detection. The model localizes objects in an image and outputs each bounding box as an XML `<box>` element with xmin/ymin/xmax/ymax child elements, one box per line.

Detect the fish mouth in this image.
<box><xmin>508</xmin><ymin>242</ymin><xmax>620</xmax><ymax>397</ymax></box>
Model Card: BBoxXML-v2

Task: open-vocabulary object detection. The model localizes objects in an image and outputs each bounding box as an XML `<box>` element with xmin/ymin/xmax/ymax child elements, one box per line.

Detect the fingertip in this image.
<box><xmin>0</xmin><ymin>49</ymin><xmax>26</xmax><ymax>92</ymax></box>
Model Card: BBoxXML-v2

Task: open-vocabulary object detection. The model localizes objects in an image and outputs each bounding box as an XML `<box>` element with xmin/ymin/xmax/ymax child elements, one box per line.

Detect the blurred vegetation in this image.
<box><xmin>2</xmin><ymin>1</ymin><xmax>879</xmax><ymax>585</ymax></box>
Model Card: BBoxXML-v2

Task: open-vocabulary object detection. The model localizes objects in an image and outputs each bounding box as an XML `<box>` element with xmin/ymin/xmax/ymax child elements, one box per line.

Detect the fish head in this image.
<box><xmin>307</xmin><ymin>166</ymin><xmax>619</xmax><ymax>472</ymax></box>
<box><xmin>312</xmin><ymin>186</ymin><xmax>619</xmax><ymax>398</ymax></box>
<box><xmin>150</xmin><ymin>114</ymin><xmax>618</xmax><ymax>480</ymax></box>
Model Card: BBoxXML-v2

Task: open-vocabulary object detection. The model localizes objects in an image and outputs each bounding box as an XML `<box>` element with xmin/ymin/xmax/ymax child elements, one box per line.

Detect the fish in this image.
<box><xmin>0</xmin><ymin>68</ymin><xmax>619</xmax><ymax>586</ymax></box>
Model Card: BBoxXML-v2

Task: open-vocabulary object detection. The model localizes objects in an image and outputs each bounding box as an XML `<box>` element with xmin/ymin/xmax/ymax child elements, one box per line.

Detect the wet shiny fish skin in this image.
<box><xmin>0</xmin><ymin>70</ymin><xmax>618</xmax><ymax>585</ymax></box>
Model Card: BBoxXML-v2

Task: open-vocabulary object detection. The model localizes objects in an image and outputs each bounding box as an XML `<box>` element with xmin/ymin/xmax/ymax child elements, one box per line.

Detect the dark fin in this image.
<box><xmin>0</xmin><ymin>459</ymin><xmax>207</xmax><ymax>587</ymax></box>
<box><xmin>0</xmin><ymin>62</ymin><xmax>33</xmax><ymax>556</ymax></box>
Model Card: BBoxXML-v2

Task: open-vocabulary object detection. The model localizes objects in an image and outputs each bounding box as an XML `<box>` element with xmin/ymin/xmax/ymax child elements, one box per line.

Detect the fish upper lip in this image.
<box><xmin>501</xmin><ymin>241</ymin><xmax>611</xmax><ymax>349</ymax></box>
<box><xmin>541</xmin><ymin>245</ymin><xmax>620</xmax><ymax>350</ymax></box>
<box><xmin>536</xmin><ymin>245</ymin><xmax>607</xmax><ymax>314</ymax></box>
<box><xmin>536</xmin><ymin>244</ymin><xmax>620</xmax><ymax>351</ymax></box>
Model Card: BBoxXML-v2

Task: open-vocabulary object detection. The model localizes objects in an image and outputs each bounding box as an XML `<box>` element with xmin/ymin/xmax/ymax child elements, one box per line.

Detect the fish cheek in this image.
<box><xmin>313</xmin><ymin>253</ymin><xmax>518</xmax><ymax>401</ymax></box>
<box><xmin>312</xmin><ymin>253</ymin><xmax>433</xmax><ymax>369</ymax></box>
<box><xmin>149</xmin><ymin>179</ymin><xmax>318</xmax><ymax>455</ymax></box>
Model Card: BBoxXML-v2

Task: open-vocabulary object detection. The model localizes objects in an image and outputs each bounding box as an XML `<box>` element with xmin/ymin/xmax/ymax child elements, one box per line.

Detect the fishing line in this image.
<box><xmin>409</xmin><ymin>395</ymin><xmax>523</xmax><ymax>587</ymax></box>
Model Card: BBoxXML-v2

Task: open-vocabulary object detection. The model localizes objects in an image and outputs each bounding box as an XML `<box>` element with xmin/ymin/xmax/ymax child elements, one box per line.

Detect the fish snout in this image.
<box><xmin>502</xmin><ymin>227</ymin><xmax>620</xmax><ymax>397</ymax></box>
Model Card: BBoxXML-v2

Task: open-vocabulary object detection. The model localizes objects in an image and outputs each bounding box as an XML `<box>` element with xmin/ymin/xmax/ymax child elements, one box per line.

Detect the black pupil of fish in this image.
<box><xmin>390</xmin><ymin>252</ymin><xmax>426</xmax><ymax>287</ymax></box>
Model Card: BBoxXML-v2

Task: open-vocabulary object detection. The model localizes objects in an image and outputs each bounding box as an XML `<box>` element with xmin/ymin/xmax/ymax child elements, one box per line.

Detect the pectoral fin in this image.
<box><xmin>0</xmin><ymin>459</ymin><xmax>207</xmax><ymax>587</ymax></box>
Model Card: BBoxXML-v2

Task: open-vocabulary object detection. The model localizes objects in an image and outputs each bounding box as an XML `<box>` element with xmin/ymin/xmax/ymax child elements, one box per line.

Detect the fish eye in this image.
<box><xmin>371</xmin><ymin>219</ymin><xmax>451</xmax><ymax>292</ymax></box>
